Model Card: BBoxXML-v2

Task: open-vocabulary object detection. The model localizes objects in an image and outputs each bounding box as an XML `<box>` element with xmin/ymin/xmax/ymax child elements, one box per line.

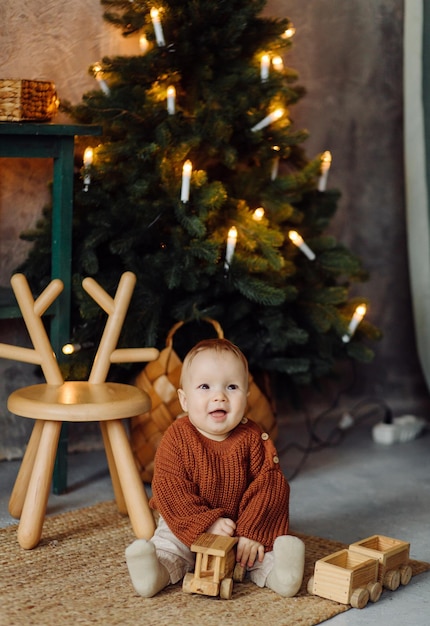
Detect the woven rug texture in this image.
<box><xmin>0</xmin><ymin>500</ymin><xmax>428</xmax><ymax>626</ymax></box>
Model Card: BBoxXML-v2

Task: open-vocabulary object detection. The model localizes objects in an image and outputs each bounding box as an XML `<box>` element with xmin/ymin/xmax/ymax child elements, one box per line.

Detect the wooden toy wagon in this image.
<box><xmin>348</xmin><ymin>535</ymin><xmax>412</xmax><ymax>591</ymax></box>
<box><xmin>182</xmin><ymin>533</ymin><xmax>246</xmax><ymax>600</ymax></box>
<box><xmin>307</xmin><ymin>548</ymin><xmax>382</xmax><ymax>608</ymax></box>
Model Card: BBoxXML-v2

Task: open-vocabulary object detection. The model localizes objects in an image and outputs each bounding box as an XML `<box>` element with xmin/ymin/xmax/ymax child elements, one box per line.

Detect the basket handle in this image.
<box><xmin>165</xmin><ymin>318</ymin><xmax>224</xmax><ymax>348</ymax></box>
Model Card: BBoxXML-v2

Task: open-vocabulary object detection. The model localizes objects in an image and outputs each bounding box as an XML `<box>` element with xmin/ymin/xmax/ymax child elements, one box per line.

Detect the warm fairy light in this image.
<box><xmin>282</xmin><ymin>24</ymin><xmax>296</xmax><ymax>39</ymax></box>
<box><xmin>224</xmin><ymin>226</ymin><xmax>238</xmax><ymax>271</ymax></box>
<box><xmin>92</xmin><ymin>63</ymin><xmax>110</xmax><ymax>95</ymax></box>
<box><xmin>181</xmin><ymin>160</ymin><xmax>192</xmax><ymax>202</ymax></box>
<box><xmin>260</xmin><ymin>54</ymin><xmax>270</xmax><ymax>81</ymax></box>
<box><xmin>253</xmin><ymin>207</ymin><xmax>265</xmax><ymax>221</ymax></box>
<box><xmin>251</xmin><ymin>108</ymin><xmax>284</xmax><ymax>132</ymax></box>
<box><xmin>272</xmin><ymin>55</ymin><xmax>284</xmax><ymax>71</ymax></box>
<box><xmin>151</xmin><ymin>8</ymin><xmax>166</xmax><ymax>46</ymax></box>
<box><xmin>318</xmin><ymin>150</ymin><xmax>332</xmax><ymax>191</ymax></box>
<box><xmin>62</xmin><ymin>343</ymin><xmax>80</xmax><ymax>355</ymax></box>
<box><xmin>139</xmin><ymin>34</ymin><xmax>149</xmax><ymax>54</ymax></box>
<box><xmin>83</xmin><ymin>147</ymin><xmax>94</xmax><ymax>192</ymax></box>
<box><xmin>167</xmin><ymin>85</ymin><xmax>176</xmax><ymax>115</ymax></box>
<box><xmin>83</xmin><ymin>147</ymin><xmax>93</xmax><ymax>167</ymax></box>
<box><xmin>271</xmin><ymin>145</ymin><xmax>280</xmax><ymax>180</ymax></box>
<box><xmin>288</xmin><ymin>230</ymin><xmax>316</xmax><ymax>261</ymax></box>
<box><xmin>342</xmin><ymin>305</ymin><xmax>367</xmax><ymax>343</ymax></box>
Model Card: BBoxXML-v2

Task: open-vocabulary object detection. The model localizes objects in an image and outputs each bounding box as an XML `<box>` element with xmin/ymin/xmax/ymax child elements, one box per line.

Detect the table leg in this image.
<box><xmin>105</xmin><ymin>419</ymin><xmax>155</xmax><ymax>540</ymax></box>
<box><xmin>17</xmin><ymin>420</ymin><xmax>62</xmax><ymax>549</ymax></box>
<box><xmin>9</xmin><ymin>419</ymin><xmax>44</xmax><ymax>518</ymax></box>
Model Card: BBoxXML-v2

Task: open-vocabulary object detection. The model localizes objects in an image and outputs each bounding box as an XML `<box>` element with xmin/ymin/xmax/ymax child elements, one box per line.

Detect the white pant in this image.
<box><xmin>151</xmin><ymin>516</ymin><xmax>274</xmax><ymax>588</ymax></box>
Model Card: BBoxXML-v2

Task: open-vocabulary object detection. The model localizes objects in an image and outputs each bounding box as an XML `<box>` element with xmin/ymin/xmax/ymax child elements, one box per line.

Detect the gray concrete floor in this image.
<box><xmin>1</xmin><ymin>408</ymin><xmax>429</xmax><ymax>625</ymax></box>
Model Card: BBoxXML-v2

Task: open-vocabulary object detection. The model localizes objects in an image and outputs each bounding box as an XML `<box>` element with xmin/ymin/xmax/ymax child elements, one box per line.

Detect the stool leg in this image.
<box><xmin>17</xmin><ymin>420</ymin><xmax>62</xmax><ymax>549</ymax></box>
<box><xmin>105</xmin><ymin>419</ymin><xmax>156</xmax><ymax>540</ymax></box>
<box><xmin>99</xmin><ymin>421</ymin><xmax>127</xmax><ymax>514</ymax></box>
<box><xmin>9</xmin><ymin>420</ymin><xmax>44</xmax><ymax>519</ymax></box>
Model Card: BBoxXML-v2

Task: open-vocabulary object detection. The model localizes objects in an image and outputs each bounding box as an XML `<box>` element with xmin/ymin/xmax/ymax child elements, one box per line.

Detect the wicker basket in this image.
<box><xmin>0</xmin><ymin>79</ymin><xmax>58</xmax><ymax>122</ymax></box>
<box><xmin>130</xmin><ymin>319</ymin><xmax>278</xmax><ymax>483</ymax></box>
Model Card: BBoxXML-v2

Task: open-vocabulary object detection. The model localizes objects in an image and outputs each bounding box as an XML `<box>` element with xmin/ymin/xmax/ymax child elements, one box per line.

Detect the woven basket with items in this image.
<box><xmin>0</xmin><ymin>79</ymin><xmax>58</xmax><ymax>122</ymax></box>
<box><xmin>130</xmin><ymin>318</ymin><xmax>278</xmax><ymax>483</ymax></box>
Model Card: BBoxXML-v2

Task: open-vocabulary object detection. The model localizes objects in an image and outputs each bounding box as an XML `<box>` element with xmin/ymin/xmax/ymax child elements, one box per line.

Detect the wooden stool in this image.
<box><xmin>0</xmin><ymin>272</ymin><xmax>159</xmax><ymax>549</ymax></box>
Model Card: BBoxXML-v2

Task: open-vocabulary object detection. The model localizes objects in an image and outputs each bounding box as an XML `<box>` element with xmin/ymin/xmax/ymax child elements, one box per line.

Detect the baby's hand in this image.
<box><xmin>236</xmin><ymin>537</ymin><xmax>265</xmax><ymax>568</ymax></box>
<box><xmin>207</xmin><ymin>517</ymin><xmax>236</xmax><ymax>536</ymax></box>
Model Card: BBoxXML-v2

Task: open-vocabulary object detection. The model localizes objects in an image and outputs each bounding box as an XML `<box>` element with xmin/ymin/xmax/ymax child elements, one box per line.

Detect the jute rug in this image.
<box><xmin>0</xmin><ymin>501</ymin><xmax>428</xmax><ymax>626</ymax></box>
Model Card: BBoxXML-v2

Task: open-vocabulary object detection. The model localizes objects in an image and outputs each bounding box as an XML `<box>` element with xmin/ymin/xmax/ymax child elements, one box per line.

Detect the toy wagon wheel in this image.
<box><xmin>366</xmin><ymin>581</ymin><xmax>383</xmax><ymax>603</ymax></box>
<box><xmin>350</xmin><ymin>587</ymin><xmax>369</xmax><ymax>609</ymax></box>
<box><xmin>233</xmin><ymin>563</ymin><xmax>246</xmax><ymax>582</ymax></box>
<box><xmin>307</xmin><ymin>576</ymin><xmax>315</xmax><ymax>594</ymax></box>
<box><xmin>399</xmin><ymin>564</ymin><xmax>412</xmax><ymax>586</ymax></box>
<box><xmin>384</xmin><ymin>569</ymin><xmax>400</xmax><ymax>591</ymax></box>
<box><xmin>220</xmin><ymin>577</ymin><xmax>233</xmax><ymax>600</ymax></box>
<box><xmin>182</xmin><ymin>572</ymin><xmax>194</xmax><ymax>593</ymax></box>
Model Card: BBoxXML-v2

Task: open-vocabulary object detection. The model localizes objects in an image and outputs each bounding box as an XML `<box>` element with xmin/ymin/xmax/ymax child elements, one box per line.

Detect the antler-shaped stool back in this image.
<box><xmin>0</xmin><ymin>272</ymin><xmax>158</xmax><ymax>549</ymax></box>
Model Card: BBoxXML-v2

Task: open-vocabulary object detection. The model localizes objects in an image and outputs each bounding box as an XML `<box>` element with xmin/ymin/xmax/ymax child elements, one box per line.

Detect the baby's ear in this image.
<box><xmin>177</xmin><ymin>388</ymin><xmax>188</xmax><ymax>412</ymax></box>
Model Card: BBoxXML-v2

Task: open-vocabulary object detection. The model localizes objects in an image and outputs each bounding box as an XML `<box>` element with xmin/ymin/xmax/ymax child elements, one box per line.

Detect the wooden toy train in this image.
<box><xmin>307</xmin><ymin>534</ymin><xmax>412</xmax><ymax>609</ymax></box>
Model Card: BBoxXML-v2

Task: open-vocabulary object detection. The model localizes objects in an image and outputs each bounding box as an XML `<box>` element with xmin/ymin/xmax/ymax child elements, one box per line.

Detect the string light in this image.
<box><xmin>272</xmin><ymin>55</ymin><xmax>284</xmax><ymax>71</ymax></box>
<box><xmin>167</xmin><ymin>85</ymin><xmax>176</xmax><ymax>115</ymax></box>
<box><xmin>139</xmin><ymin>34</ymin><xmax>149</xmax><ymax>54</ymax></box>
<box><xmin>260</xmin><ymin>54</ymin><xmax>270</xmax><ymax>82</ymax></box>
<box><xmin>92</xmin><ymin>63</ymin><xmax>110</xmax><ymax>95</ymax></box>
<box><xmin>224</xmin><ymin>226</ymin><xmax>238</xmax><ymax>271</ymax></box>
<box><xmin>288</xmin><ymin>230</ymin><xmax>316</xmax><ymax>260</ymax></box>
<box><xmin>83</xmin><ymin>147</ymin><xmax>93</xmax><ymax>192</ymax></box>
<box><xmin>342</xmin><ymin>305</ymin><xmax>367</xmax><ymax>342</ymax></box>
<box><xmin>251</xmin><ymin>108</ymin><xmax>284</xmax><ymax>132</ymax></box>
<box><xmin>252</xmin><ymin>207</ymin><xmax>265</xmax><ymax>221</ymax></box>
<box><xmin>150</xmin><ymin>8</ymin><xmax>166</xmax><ymax>46</ymax></box>
<box><xmin>282</xmin><ymin>24</ymin><xmax>296</xmax><ymax>39</ymax></box>
<box><xmin>181</xmin><ymin>160</ymin><xmax>192</xmax><ymax>202</ymax></box>
<box><xmin>271</xmin><ymin>145</ymin><xmax>280</xmax><ymax>180</ymax></box>
<box><xmin>318</xmin><ymin>151</ymin><xmax>332</xmax><ymax>191</ymax></box>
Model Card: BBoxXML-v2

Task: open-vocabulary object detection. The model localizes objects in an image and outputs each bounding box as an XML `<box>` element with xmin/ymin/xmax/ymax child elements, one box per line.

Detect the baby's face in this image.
<box><xmin>177</xmin><ymin>349</ymin><xmax>248</xmax><ymax>441</ymax></box>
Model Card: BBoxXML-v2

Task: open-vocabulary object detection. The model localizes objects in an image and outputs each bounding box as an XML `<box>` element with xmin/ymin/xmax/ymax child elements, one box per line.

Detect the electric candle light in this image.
<box><xmin>181</xmin><ymin>160</ymin><xmax>192</xmax><ymax>203</ymax></box>
<box><xmin>252</xmin><ymin>207</ymin><xmax>265</xmax><ymax>221</ymax></box>
<box><xmin>342</xmin><ymin>304</ymin><xmax>367</xmax><ymax>343</ymax></box>
<box><xmin>139</xmin><ymin>34</ymin><xmax>149</xmax><ymax>54</ymax></box>
<box><xmin>318</xmin><ymin>150</ymin><xmax>332</xmax><ymax>191</ymax></box>
<box><xmin>272</xmin><ymin>55</ymin><xmax>284</xmax><ymax>71</ymax></box>
<box><xmin>260</xmin><ymin>54</ymin><xmax>270</xmax><ymax>81</ymax></box>
<box><xmin>151</xmin><ymin>8</ymin><xmax>166</xmax><ymax>47</ymax></box>
<box><xmin>271</xmin><ymin>145</ymin><xmax>280</xmax><ymax>180</ymax></box>
<box><xmin>288</xmin><ymin>230</ymin><xmax>316</xmax><ymax>261</ymax></box>
<box><xmin>167</xmin><ymin>85</ymin><xmax>176</xmax><ymax>115</ymax></box>
<box><xmin>282</xmin><ymin>24</ymin><xmax>296</xmax><ymax>39</ymax></box>
<box><xmin>83</xmin><ymin>147</ymin><xmax>93</xmax><ymax>192</ymax></box>
<box><xmin>92</xmin><ymin>63</ymin><xmax>110</xmax><ymax>95</ymax></box>
<box><xmin>224</xmin><ymin>226</ymin><xmax>238</xmax><ymax>271</ymax></box>
<box><xmin>251</xmin><ymin>108</ymin><xmax>284</xmax><ymax>132</ymax></box>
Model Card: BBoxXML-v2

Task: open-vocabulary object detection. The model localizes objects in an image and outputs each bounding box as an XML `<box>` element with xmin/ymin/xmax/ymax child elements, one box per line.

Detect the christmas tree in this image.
<box><xmin>19</xmin><ymin>0</ymin><xmax>380</xmax><ymax>388</ymax></box>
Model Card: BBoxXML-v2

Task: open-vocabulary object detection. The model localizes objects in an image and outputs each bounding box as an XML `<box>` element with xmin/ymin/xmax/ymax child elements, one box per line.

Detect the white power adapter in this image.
<box><xmin>372</xmin><ymin>415</ymin><xmax>427</xmax><ymax>445</ymax></box>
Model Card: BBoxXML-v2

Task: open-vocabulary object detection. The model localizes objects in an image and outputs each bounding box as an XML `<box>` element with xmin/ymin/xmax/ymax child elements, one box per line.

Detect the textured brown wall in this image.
<box><xmin>0</xmin><ymin>1</ymin><xmax>428</xmax><ymax>458</ymax></box>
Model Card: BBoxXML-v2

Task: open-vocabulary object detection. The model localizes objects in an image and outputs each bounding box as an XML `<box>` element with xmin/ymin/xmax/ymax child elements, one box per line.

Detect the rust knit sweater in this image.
<box><xmin>150</xmin><ymin>416</ymin><xmax>289</xmax><ymax>551</ymax></box>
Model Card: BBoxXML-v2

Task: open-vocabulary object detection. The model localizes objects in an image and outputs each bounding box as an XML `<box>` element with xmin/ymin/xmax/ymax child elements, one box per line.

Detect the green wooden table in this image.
<box><xmin>0</xmin><ymin>122</ymin><xmax>102</xmax><ymax>493</ymax></box>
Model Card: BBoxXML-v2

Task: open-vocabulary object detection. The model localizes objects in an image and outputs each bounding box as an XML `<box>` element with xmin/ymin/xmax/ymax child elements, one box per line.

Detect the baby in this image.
<box><xmin>126</xmin><ymin>338</ymin><xmax>305</xmax><ymax>597</ymax></box>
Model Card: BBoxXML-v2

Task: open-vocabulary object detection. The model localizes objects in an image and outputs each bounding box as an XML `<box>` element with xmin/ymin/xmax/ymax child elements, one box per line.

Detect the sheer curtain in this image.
<box><xmin>404</xmin><ymin>1</ymin><xmax>430</xmax><ymax>391</ymax></box>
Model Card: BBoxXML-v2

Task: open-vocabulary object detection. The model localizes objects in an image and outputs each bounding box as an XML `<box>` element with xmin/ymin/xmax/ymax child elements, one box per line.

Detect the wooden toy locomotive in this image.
<box><xmin>182</xmin><ymin>533</ymin><xmax>246</xmax><ymax>600</ymax></box>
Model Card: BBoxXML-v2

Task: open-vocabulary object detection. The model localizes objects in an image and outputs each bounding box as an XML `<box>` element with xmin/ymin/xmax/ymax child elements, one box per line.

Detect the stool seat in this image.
<box><xmin>8</xmin><ymin>382</ymin><xmax>150</xmax><ymax>421</ymax></box>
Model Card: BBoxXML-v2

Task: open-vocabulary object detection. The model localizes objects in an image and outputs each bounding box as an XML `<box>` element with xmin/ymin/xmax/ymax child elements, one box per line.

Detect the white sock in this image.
<box><xmin>125</xmin><ymin>539</ymin><xmax>170</xmax><ymax>598</ymax></box>
<box><xmin>266</xmin><ymin>535</ymin><xmax>305</xmax><ymax>597</ymax></box>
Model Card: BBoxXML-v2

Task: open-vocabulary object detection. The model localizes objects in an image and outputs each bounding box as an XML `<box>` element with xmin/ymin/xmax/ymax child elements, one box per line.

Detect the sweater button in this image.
<box><xmin>261</xmin><ymin>432</ymin><xmax>269</xmax><ymax>440</ymax></box>
<box><xmin>273</xmin><ymin>455</ymin><xmax>279</xmax><ymax>464</ymax></box>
